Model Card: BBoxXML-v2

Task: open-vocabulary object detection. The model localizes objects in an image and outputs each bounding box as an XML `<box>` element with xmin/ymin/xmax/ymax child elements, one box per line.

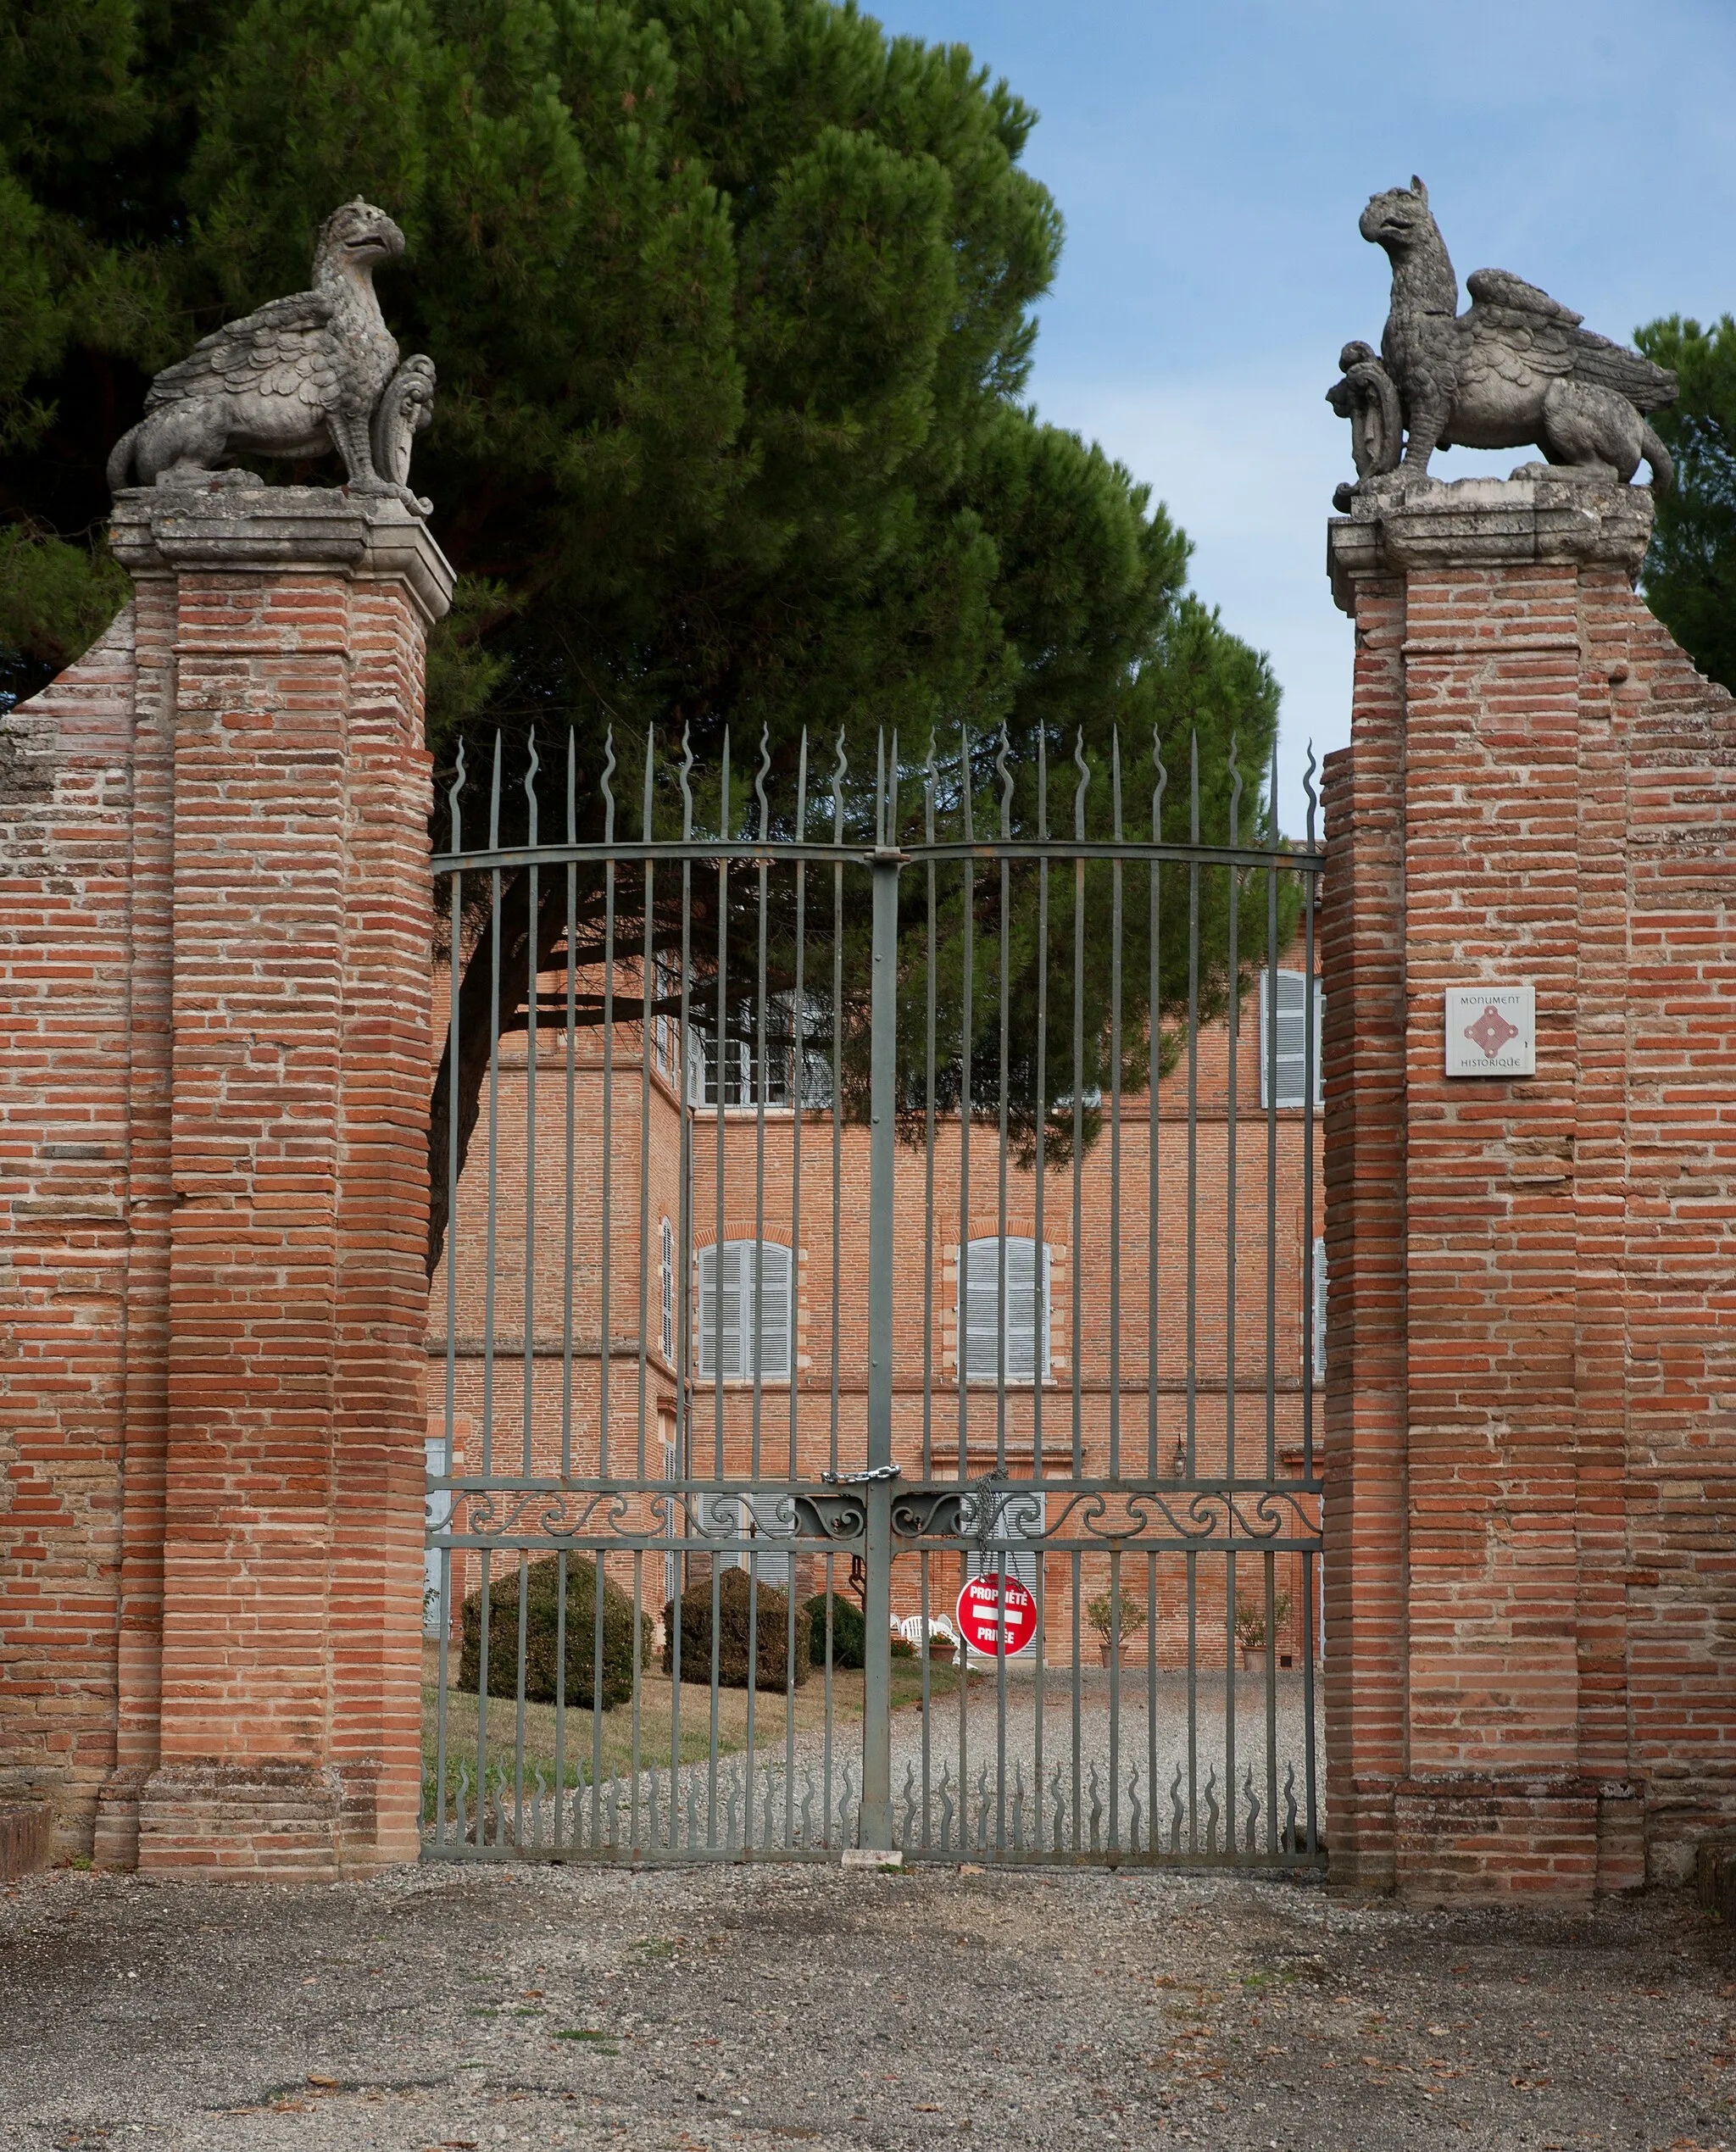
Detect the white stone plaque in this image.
<box><xmin>1444</xmin><ymin>984</ymin><xmax>1535</xmax><ymax>1078</ymax></box>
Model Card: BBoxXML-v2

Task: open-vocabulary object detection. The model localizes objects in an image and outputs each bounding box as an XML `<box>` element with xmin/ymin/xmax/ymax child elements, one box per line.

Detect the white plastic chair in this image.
<box><xmin>898</xmin><ymin>1614</ymin><xmax>961</xmax><ymax>1660</ymax></box>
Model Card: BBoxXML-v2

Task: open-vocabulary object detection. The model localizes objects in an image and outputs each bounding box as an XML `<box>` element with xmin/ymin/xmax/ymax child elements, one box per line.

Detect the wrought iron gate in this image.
<box><xmin>422</xmin><ymin>726</ymin><xmax>1323</xmax><ymax>1866</ymax></box>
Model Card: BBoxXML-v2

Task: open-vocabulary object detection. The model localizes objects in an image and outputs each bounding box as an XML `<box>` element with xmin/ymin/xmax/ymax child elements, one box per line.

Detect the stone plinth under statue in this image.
<box><xmin>1322</xmin><ymin>470</ymin><xmax>1736</xmax><ymax>1898</ymax></box>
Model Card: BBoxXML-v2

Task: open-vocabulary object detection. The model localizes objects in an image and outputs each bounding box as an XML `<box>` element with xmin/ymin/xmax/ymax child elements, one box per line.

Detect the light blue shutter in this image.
<box><xmin>697</xmin><ymin>1241</ymin><xmax>790</xmax><ymax>1379</ymax></box>
<box><xmin>964</xmin><ymin>1237</ymin><xmax>1045</xmax><ymax>1381</ymax></box>
<box><xmin>743</xmin><ymin>1242</ymin><xmax>792</xmax><ymax>1379</ymax></box>
<box><xmin>696</xmin><ymin>1243</ymin><xmax>742</xmax><ymax>1377</ymax></box>
<box><xmin>1261</xmin><ymin>972</ymin><xmax>1322</xmax><ymax>1109</ymax></box>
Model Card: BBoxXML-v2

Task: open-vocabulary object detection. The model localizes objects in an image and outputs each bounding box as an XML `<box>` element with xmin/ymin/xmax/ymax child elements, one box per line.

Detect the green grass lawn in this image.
<box><xmin>421</xmin><ymin>1643</ymin><xmax>971</xmax><ymax>1793</ymax></box>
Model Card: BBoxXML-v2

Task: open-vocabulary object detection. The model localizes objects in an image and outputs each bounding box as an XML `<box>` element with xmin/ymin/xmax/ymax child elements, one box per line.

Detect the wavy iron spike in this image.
<box><xmin>1151</xmin><ymin>727</ymin><xmax>1167</xmax><ymax>842</ymax></box>
<box><xmin>996</xmin><ymin>725</ymin><xmax>1014</xmax><ymax>839</ymax></box>
<box><xmin>488</xmin><ymin>731</ymin><xmax>503</xmax><ymax>850</ymax></box>
<box><xmin>1188</xmin><ymin>731</ymin><xmax>1199</xmax><ymax>846</ymax></box>
<box><xmin>754</xmin><ymin>724</ymin><xmax>772</xmax><ymax>843</ymax></box>
<box><xmin>975</xmin><ymin>1762</ymin><xmax>991</xmax><ymax>1852</ymax></box>
<box><xmin>1283</xmin><ymin>1763</ymin><xmax>1299</xmax><ymax>1855</ymax></box>
<box><xmin>678</xmin><ymin>726</ymin><xmax>695</xmax><ymax>840</ymax></box>
<box><xmin>1127</xmin><ymin>1766</ymin><xmax>1143</xmax><ymax>1858</ymax></box>
<box><xmin>1111</xmin><ymin>726</ymin><xmax>1123</xmax><ymax>841</ymax></box>
<box><xmin>1170</xmin><ymin>1765</ymin><xmax>1184</xmax><ymax>1855</ymax></box>
<box><xmin>1244</xmin><ymin>1766</ymin><xmax>1260</xmax><ymax>1854</ymax></box>
<box><xmin>1038</xmin><ymin>724</ymin><xmax>1048</xmax><ymax>840</ymax></box>
<box><xmin>832</xmin><ymin>727</ymin><xmax>849</xmax><ymax>845</ymax></box>
<box><xmin>1227</xmin><ymin>733</ymin><xmax>1240</xmax><ymax>848</ymax></box>
<box><xmin>800</xmin><ymin>1771</ymin><xmax>816</xmax><ymax>1849</ymax></box>
<box><xmin>1304</xmin><ymin>742</ymin><xmax>1320</xmax><ymax>848</ymax></box>
<box><xmin>901</xmin><ymin>1764</ymin><xmax>917</xmax><ymax>1850</ymax></box>
<box><xmin>1011</xmin><ymin>1760</ymin><xmax>1026</xmax><ymax>1854</ymax></box>
<box><xmin>938</xmin><ymin>1764</ymin><xmax>954</xmax><ymax>1855</ymax></box>
<box><xmin>837</xmin><ymin>1765</ymin><xmax>855</xmax><ymax>1849</ymax></box>
<box><xmin>641</xmin><ymin>722</ymin><xmax>655</xmax><ymax>842</ymax></box>
<box><xmin>719</xmin><ymin>727</ymin><xmax>731</xmax><ymax>845</ymax></box>
<box><xmin>1203</xmin><ymin>1767</ymin><xmax>1220</xmax><ymax>1857</ymax></box>
<box><xmin>1073</xmin><ymin>728</ymin><xmax>1090</xmax><ymax>842</ymax></box>
<box><xmin>525</xmin><ymin>731</ymin><xmax>541</xmax><ymax>848</ymax></box>
<box><xmin>960</xmin><ymin>722</ymin><xmax>973</xmax><ymax>844</ymax></box>
<box><xmin>447</xmin><ymin>736</ymin><xmax>467</xmax><ymax>853</ymax></box>
<box><xmin>726</xmin><ymin>1760</ymin><xmax>741</xmax><ymax>1851</ymax></box>
<box><xmin>1088</xmin><ymin>1764</ymin><xmax>1103</xmax><ymax>1855</ymax></box>
<box><xmin>1050</xmin><ymin>1765</ymin><xmax>1066</xmax><ymax>1854</ymax></box>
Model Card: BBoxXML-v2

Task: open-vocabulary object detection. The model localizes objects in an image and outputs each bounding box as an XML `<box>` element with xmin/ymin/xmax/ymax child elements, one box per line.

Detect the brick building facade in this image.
<box><xmin>427</xmin><ymin>931</ymin><xmax>1326</xmax><ymax>1669</ymax></box>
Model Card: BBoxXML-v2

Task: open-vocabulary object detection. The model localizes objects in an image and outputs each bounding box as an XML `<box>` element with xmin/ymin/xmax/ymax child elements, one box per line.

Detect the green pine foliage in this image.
<box><xmin>0</xmin><ymin>0</ymin><xmax>1294</xmax><ymax>1245</ymax></box>
<box><xmin>0</xmin><ymin>0</ymin><xmax>1278</xmax><ymax>792</ymax></box>
<box><xmin>1636</xmin><ymin>314</ymin><xmax>1736</xmax><ymax>692</ymax></box>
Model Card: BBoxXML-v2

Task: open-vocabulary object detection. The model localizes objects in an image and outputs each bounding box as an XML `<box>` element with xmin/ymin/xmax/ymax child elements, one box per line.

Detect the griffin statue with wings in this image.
<box><xmin>1328</xmin><ymin>177</ymin><xmax>1676</xmax><ymax>511</ymax></box>
<box><xmin>108</xmin><ymin>198</ymin><xmax>436</xmax><ymax>514</ymax></box>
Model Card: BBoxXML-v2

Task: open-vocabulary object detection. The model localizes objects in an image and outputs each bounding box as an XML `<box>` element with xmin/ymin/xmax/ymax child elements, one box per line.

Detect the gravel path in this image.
<box><xmin>450</xmin><ymin>1671</ymin><xmax>1324</xmax><ymax>1862</ymax></box>
<box><xmin>2</xmin><ymin>1860</ymin><xmax>1732</xmax><ymax>2151</ymax></box>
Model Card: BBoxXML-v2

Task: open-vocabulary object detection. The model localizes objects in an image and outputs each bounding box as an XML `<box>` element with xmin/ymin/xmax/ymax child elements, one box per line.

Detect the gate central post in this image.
<box><xmin>859</xmin><ymin>843</ymin><xmax>902</xmax><ymax>1849</ymax></box>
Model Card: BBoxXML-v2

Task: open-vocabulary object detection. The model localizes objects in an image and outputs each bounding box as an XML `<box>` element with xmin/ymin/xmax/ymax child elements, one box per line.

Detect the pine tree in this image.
<box><xmin>1636</xmin><ymin>313</ymin><xmax>1736</xmax><ymax>693</ymax></box>
<box><xmin>0</xmin><ymin>0</ymin><xmax>1290</xmax><ymax>1260</ymax></box>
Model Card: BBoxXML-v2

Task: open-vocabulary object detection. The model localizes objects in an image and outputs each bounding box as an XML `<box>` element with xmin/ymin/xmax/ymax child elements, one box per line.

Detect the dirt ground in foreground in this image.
<box><xmin>1</xmin><ymin>1860</ymin><xmax>1732</xmax><ymax>2152</ymax></box>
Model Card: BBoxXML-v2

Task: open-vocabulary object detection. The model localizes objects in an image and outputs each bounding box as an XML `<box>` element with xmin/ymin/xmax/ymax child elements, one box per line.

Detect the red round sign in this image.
<box><xmin>955</xmin><ymin>1571</ymin><xmax>1038</xmax><ymax>1657</ymax></box>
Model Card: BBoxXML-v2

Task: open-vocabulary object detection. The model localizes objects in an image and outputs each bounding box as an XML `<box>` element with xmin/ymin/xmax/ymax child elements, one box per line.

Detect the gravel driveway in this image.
<box><xmin>2</xmin><ymin>1858</ymin><xmax>1731</xmax><ymax>2151</ymax></box>
<box><xmin>471</xmin><ymin>1671</ymin><xmax>1324</xmax><ymax>1861</ymax></box>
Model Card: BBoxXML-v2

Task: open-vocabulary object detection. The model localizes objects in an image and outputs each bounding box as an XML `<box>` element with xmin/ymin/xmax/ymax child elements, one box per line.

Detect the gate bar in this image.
<box><xmin>860</xmin><ymin>753</ymin><xmax>901</xmax><ymax>1849</ymax></box>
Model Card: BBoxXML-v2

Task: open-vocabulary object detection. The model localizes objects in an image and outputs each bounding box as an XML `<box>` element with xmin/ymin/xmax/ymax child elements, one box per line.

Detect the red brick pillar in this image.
<box><xmin>97</xmin><ymin>487</ymin><xmax>452</xmax><ymax>1875</ymax></box>
<box><xmin>1320</xmin><ymin>472</ymin><xmax>1722</xmax><ymax>1899</ymax></box>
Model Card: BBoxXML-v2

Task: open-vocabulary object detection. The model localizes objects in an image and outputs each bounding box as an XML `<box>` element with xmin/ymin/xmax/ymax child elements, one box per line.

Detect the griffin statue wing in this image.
<box><xmin>1462</xmin><ymin>266</ymin><xmax>1677</xmax><ymax>413</ymax></box>
<box><xmin>143</xmin><ymin>291</ymin><xmax>343</xmax><ymax>414</ymax></box>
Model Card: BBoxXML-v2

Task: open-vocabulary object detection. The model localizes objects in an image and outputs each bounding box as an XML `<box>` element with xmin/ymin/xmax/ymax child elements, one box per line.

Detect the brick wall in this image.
<box><xmin>0</xmin><ymin>484</ymin><xmax>452</xmax><ymax>1873</ymax></box>
<box><xmin>1324</xmin><ymin>473</ymin><xmax>1736</xmax><ymax>1897</ymax></box>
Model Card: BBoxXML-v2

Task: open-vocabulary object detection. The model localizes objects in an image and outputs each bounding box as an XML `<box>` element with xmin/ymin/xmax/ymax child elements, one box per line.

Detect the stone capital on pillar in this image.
<box><xmin>109</xmin><ymin>481</ymin><xmax>454</xmax><ymax>626</ymax></box>
<box><xmin>1327</xmin><ymin>469</ymin><xmax>1652</xmax><ymax>615</ymax></box>
<box><xmin>91</xmin><ymin>481</ymin><xmax>452</xmax><ymax>1876</ymax></box>
<box><xmin>1321</xmin><ymin>469</ymin><xmax>1736</xmax><ymax>1901</ymax></box>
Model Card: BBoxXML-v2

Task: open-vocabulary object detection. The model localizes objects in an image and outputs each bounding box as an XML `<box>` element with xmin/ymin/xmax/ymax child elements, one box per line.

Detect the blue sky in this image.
<box><xmin>865</xmin><ymin>0</ymin><xmax>1736</xmax><ymax>833</ymax></box>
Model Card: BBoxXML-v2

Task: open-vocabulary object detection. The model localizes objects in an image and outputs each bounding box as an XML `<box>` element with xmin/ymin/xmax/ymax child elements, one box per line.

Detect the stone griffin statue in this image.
<box><xmin>107</xmin><ymin>198</ymin><xmax>436</xmax><ymax>514</ymax></box>
<box><xmin>1328</xmin><ymin>177</ymin><xmax>1676</xmax><ymax>509</ymax></box>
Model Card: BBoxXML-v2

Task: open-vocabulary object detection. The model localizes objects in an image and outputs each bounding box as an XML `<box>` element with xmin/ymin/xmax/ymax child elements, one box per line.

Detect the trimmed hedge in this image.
<box><xmin>802</xmin><ymin>1593</ymin><xmax>917</xmax><ymax>1667</ymax></box>
<box><xmin>804</xmin><ymin>1590</ymin><xmax>865</xmax><ymax>1670</ymax></box>
<box><xmin>459</xmin><ymin>1554</ymin><xmax>649</xmax><ymax>1710</ymax></box>
<box><xmin>664</xmin><ymin>1566</ymin><xmax>811</xmax><ymax>1690</ymax></box>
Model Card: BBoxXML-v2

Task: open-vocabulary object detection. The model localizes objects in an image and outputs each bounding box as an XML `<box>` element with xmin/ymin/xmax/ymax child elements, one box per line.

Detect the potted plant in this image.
<box><xmin>1086</xmin><ymin>1588</ymin><xmax>1148</xmax><ymax>1667</ymax></box>
<box><xmin>1233</xmin><ymin>1588</ymin><xmax>1292</xmax><ymax>1672</ymax></box>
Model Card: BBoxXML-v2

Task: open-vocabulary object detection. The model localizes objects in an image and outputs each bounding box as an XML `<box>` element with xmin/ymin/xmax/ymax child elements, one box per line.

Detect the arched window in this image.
<box><xmin>695</xmin><ymin>1240</ymin><xmax>793</xmax><ymax>1380</ymax></box>
<box><xmin>1260</xmin><ymin>970</ymin><xmax>1323</xmax><ymax>1109</ymax></box>
<box><xmin>961</xmin><ymin>1236</ymin><xmax>1050</xmax><ymax>1383</ymax></box>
